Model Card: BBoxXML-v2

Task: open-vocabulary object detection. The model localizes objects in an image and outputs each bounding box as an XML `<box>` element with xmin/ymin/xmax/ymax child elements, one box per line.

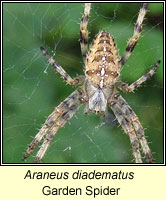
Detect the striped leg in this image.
<box><xmin>80</xmin><ymin>3</ymin><xmax>91</xmax><ymax>62</ymax></box>
<box><xmin>115</xmin><ymin>94</ymin><xmax>154</xmax><ymax>163</ymax></box>
<box><xmin>118</xmin><ymin>60</ymin><xmax>160</xmax><ymax>92</ymax></box>
<box><xmin>120</xmin><ymin>3</ymin><xmax>148</xmax><ymax>67</ymax></box>
<box><xmin>40</xmin><ymin>46</ymin><xmax>85</xmax><ymax>86</ymax></box>
<box><xmin>22</xmin><ymin>87</ymin><xmax>85</xmax><ymax>162</ymax></box>
<box><xmin>110</xmin><ymin>100</ymin><xmax>142</xmax><ymax>163</ymax></box>
<box><xmin>34</xmin><ymin>104</ymin><xmax>81</xmax><ymax>163</ymax></box>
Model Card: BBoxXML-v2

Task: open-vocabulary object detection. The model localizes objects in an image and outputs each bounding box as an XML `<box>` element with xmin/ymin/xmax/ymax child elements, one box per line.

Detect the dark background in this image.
<box><xmin>3</xmin><ymin>3</ymin><xmax>163</xmax><ymax>163</ymax></box>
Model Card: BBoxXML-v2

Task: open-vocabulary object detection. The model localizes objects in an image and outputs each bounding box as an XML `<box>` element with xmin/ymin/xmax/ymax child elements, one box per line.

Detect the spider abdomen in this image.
<box><xmin>85</xmin><ymin>31</ymin><xmax>120</xmax><ymax>88</ymax></box>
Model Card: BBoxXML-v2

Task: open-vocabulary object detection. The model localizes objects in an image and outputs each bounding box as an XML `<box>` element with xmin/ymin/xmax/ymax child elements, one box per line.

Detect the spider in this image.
<box><xmin>23</xmin><ymin>3</ymin><xmax>160</xmax><ymax>163</ymax></box>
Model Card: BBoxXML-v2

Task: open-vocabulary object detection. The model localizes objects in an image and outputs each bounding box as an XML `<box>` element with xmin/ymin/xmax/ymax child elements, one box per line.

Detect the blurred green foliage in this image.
<box><xmin>3</xmin><ymin>3</ymin><xmax>163</xmax><ymax>163</ymax></box>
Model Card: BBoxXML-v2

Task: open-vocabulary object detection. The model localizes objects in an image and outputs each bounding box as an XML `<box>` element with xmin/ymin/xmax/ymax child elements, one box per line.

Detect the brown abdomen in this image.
<box><xmin>85</xmin><ymin>31</ymin><xmax>120</xmax><ymax>88</ymax></box>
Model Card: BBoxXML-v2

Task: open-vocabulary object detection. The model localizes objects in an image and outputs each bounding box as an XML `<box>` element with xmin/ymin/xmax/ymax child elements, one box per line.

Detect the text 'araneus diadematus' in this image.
<box><xmin>23</xmin><ymin>3</ymin><xmax>160</xmax><ymax>163</ymax></box>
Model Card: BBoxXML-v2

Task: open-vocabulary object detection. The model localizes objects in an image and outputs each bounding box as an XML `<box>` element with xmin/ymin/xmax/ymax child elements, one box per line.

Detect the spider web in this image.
<box><xmin>3</xmin><ymin>2</ymin><xmax>163</xmax><ymax>164</ymax></box>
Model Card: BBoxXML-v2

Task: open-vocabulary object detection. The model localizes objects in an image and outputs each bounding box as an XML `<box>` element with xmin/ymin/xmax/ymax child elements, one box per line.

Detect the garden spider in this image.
<box><xmin>23</xmin><ymin>3</ymin><xmax>160</xmax><ymax>163</ymax></box>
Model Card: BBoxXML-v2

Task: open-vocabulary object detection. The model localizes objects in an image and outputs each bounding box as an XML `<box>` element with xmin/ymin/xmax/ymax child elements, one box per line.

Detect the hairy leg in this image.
<box><xmin>120</xmin><ymin>3</ymin><xmax>148</xmax><ymax>67</ymax></box>
<box><xmin>114</xmin><ymin>93</ymin><xmax>154</xmax><ymax>163</ymax></box>
<box><xmin>109</xmin><ymin>100</ymin><xmax>142</xmax><ymax>163</ymax></box>
<box><xmin>118</xmin><ymin>60</ymin><xmax>160</xmax><ymax>93</ymax></box>
<box><xmin>80</xmin><ymin>3</ymin><xmax>91</xmax><ymax>62</ymax></box>
<box><xmin>22</xmin><ymin>87</ymin><xmax>85</xmax><ymax>162</ymax></box>
<box><xmin>40</xmin><ymin>46</ymin><xmax>85</xmax><ymax>86</ymax></box>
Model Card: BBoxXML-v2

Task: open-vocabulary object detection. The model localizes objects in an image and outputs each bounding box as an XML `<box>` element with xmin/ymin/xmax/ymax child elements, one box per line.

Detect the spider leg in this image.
<box><xmin>40</xmin><ymin>46</ymin><xmax>85</xmax><ymax>86</ymax></box>
<box><xmin>80</xmin><ymin>3</ymin><xmax>91</xmax><ymax>63</ymax></box>
<box><xmin>120</xmin><ymin>3</ymin><xmax>148</xmax><ymax>67</ymax></box>
<box><xmin>118</xmin><ymin>60</ymin><xmax>160</xmax><ymax>92</ymax></box>
<box><xmin>109</xmin><ymin>100</ymin><xmax>142</xmax><ymax>163</ymax></box>
<box><xmin>114</xmin><ymin>93</ymin><xmax>154</xmax><ymax>163</ymax></box>
<box><xmin>34</xmin><ymin>90</ymin><xmax>84</xmax><ymax>163</ymax></box>
<box><xmin>22</xmin><ymin>87</ymin><xmax>85</xmax><ymax>162</ymax></box>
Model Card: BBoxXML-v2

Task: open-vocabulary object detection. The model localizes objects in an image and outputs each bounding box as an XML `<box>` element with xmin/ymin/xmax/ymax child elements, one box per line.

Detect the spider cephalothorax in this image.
<box><xmin>23</xmin><ymin>3</ymin><xmax>160</xmax><ymax>163</ymax></box>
